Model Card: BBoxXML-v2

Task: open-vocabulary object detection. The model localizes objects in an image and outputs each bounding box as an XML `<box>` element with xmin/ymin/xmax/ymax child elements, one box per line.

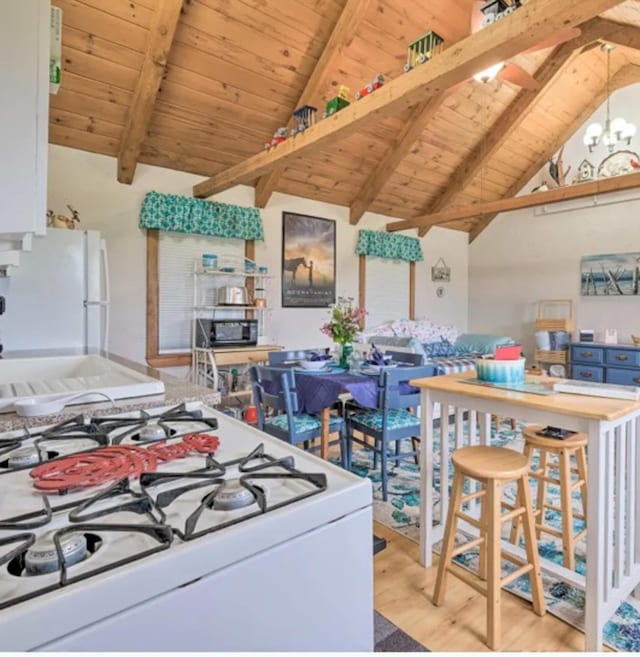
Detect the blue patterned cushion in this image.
<box><xmin>423</xmin><ymin>338</ymin><xmax>457</xmax><ymax>358</ymax></box>
<box><xmin>350</xmin><ymin>408</ymin><xmax>419</xmax><ymax>431</ymax></box>
<box><xmin>265</xmin><ymin>413</ymin><xmax>342</xmax><ymax>434</ymax></box>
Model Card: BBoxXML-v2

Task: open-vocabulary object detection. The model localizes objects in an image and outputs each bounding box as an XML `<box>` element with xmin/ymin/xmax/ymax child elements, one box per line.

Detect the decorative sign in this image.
<box><xmin>431</xmin><ymin>257</ymin><xmax>451</xmax><ymax>282</ymax></box>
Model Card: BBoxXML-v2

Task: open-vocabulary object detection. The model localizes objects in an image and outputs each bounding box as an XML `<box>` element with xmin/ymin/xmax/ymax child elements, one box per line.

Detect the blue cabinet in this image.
<box><xmin>570</xmin><ymin>342</ymin><xmax>640</xmax><ymax>386</ymax></box>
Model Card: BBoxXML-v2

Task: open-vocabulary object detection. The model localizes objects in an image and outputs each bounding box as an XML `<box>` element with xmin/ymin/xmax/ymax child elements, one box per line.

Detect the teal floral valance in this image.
<box><xmin>139</xmin><ymin>192</ymin><xmax>264</xmax><ymax>241</ymax></box>
<box><xmin>354</xmin><ymin>229</ymin><xmax>423</xmax><ymax>262</ymax></box>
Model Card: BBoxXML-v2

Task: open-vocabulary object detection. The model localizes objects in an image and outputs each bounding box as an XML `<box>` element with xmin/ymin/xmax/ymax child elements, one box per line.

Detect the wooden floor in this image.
<box><xmin>373</xmin><ymin>522</ymin><xmax>587</xmax><ymax>652</ymax></box>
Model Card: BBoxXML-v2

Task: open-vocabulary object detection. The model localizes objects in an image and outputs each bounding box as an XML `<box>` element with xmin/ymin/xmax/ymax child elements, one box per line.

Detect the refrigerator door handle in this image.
<box><xmin>100</xmin><ymin>239</ymin><xmax>110</xmax><ymax>353</ymax></box>
<box><xmin>83</xmin><ymin>237</ymin><xmax>110</xmax><ymax>352</ymax></box>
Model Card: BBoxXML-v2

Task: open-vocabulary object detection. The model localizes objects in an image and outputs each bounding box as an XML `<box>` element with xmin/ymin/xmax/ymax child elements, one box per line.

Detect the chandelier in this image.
<box><xmin>583</xmin><ymin>43</ymin><xmax>636</xmax><ymax>153</ymax></box>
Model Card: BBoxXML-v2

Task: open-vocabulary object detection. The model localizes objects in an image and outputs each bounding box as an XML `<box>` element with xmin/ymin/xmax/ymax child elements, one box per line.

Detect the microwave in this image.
<box><xmin>195</xmin><ymin>319</ymin><xmax>258</xmax><ymax>348</ymax></box>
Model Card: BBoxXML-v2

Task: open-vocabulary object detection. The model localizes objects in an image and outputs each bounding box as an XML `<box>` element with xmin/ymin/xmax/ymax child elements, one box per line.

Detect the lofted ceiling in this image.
<box><xmin>49</xmin><ymin>0</ymin><xmax>640</xmax><ymax>240</ymax></box>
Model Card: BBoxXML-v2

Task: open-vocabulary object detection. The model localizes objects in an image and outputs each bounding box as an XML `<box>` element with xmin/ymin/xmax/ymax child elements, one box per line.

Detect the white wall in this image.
<box><xmin>47</xmin><ymin>145</ymin><xmax>468</xmax><ymax>364</ymax></box>
<box><xmin>470</xmin><ymin>83</ymin><xmax>640</xmax><ymax>360</ymax></box>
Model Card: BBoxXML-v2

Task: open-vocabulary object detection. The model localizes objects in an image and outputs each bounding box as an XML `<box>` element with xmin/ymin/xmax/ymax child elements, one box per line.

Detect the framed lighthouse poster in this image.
<box><xmin>282</xmin><ymin>211</ymin><xmax>336</xmax><ymax>308</ymax></box>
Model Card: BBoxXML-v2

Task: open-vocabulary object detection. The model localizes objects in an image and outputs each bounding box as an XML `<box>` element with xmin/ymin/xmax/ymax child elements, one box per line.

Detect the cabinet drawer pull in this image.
<box><xmin>580</xmin><ymin>351</ymin><xmax>593</xmax><ymax>358</ymax></box>
<box><xmin>580</xmin><ymin>371</ymin><xmax>593</xmax><ymax>378</ymax></box>
<box><xmin>616</xmin><ymin>354</ymin><xmax>629</xmax><ymax>361</ymax></box>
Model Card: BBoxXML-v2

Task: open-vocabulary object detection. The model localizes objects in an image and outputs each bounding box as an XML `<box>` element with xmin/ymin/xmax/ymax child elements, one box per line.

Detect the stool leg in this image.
<box><xmin>559</xmin><ymin>448</ymin><xmax>575</xmax><ymax>571</ymax></box>
<box><xmin>518</xmin><ymin>474</ymin><xmax>546</xmax><ymax>616</ymax></box>
<box><xmin>486</xmin><ymin>479</ymin><xmax>503</xmax><ymax>651</ymax></box>
<box><xmin>535</xmin><ymin>448</ymin><xmax>548</xmax><ymax>539</ymax></box>
<box><xmin>576</xmin><ymin>445</ymin><xmax>588</xmax><ymax>521</ymax></box>
<box><xmin>433</xmin><ymin>470</ymin><xmax>464</xmax><ymax>606</ymax></box>
<box><xmin>509</xmin><ymin>444</ymin><xmax>532</xmax><ymax>546</ymax></box>
<box><xmin>478</xmin><ymin>482</ymin><xmax>487</xmax><ymax>580</ymax></box>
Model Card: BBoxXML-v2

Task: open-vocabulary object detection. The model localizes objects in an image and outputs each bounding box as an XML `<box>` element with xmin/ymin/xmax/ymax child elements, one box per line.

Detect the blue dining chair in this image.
<box><xmin>345</xmin><ymin>365</ymin><xmax>434</xmax><ymax>500</ymax></box>
<box><xmin>249</xmin><ymin>365</ymin><xmax>347</xmax><ymax>463</ymax></box>
<box><xmin>383</xmin><ymin>350</ymin><xmax>424</xmax><ymax>366</ymax></box>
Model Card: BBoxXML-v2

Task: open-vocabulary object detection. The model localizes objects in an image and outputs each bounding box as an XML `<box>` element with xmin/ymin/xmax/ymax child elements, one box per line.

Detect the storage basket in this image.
<box><xmin>535</xmin><ymin>300</ymin><xmax>573</xmax><ymax>365</ymax></box>
<box><xmin>534</xmin><ymin>349</ymin><xmax>568</xmax><ymax>364</ymax></box>
<box><xmin>535</xmin><ymin>299</ymin><xmax>573</xmax><ymax>333</ymax></box>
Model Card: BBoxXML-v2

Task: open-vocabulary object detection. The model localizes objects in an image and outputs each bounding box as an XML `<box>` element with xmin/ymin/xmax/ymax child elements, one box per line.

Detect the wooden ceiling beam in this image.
<box><xmin>254</xmin><ymin>0</ymin><xmax>372</xmax><ymax>209</ymax></box>
<box><xmin>193</xmin><ymin>0</ymin><xmax>622</xmax><ymax>199</ymax></box>
<box><xmin>468</xmin><ymin>62</ymin><xmax>640</xmax><ymax>241</ymax></box>
<box><xmin>390</xmin><ymin>170</ymin><xmax>640</xmax><ymax>231</ymax></box>
<box><xmin>117</xmin><ymin>0</ymin><xmax>184</xmax><ymax>184</ymax></box>
<box><xmin>596</xmin><ymin>18</ymin><xmax>640</xmax><ymax>50</ymax></box>
<box><xmin>410</xmin><ymin>16</ymin><xmax>620</xmax><ymax>237</ymax></box>
<box><xmin>349</xmin><ymin>92</ymin><xmax>448</xmax><ymax>225</ymax></box>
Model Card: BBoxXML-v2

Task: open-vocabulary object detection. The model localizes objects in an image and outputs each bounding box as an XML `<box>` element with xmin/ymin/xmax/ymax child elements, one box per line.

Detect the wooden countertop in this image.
<box><xmin>410</xmin><ymin>371</ymin><xmax>640</xmax><ymax>422</ymax></box>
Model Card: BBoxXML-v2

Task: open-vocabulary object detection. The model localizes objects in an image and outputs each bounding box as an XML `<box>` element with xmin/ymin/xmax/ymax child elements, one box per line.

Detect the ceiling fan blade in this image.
<box><xmin>499</xmin><ymin>62</ymin><xmax>540</xmax><ymax>90</ymax></box>
<box><xmin>525</xmin><ymin>26</ymin><xmax>582</xmax><ymax>54</ymax></box>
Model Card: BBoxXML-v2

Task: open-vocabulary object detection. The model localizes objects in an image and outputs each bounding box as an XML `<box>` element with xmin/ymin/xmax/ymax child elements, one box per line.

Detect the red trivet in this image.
<box><xmin>30</xmin><ymin>432</ymin><xmax>220</xmax><ymax>493</ymax></box>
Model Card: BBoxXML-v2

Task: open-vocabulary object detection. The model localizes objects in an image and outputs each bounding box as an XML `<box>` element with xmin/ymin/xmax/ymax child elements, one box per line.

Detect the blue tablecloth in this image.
<box><xmin>295</xmin><ymin>372</ymin><xmax>380</xmax><ymax>414</ymax></box>
<box><xmin>262</xmin><ymin>366</ymin><xmax>419</xmax><ymax>415</ymax></box>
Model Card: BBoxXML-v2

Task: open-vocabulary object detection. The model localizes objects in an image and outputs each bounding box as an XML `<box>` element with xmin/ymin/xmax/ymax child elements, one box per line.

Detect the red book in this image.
<box><xmin>494</xmin><ymin>344</ymin><xmax>522</xmax><ymax>360</ymax></box>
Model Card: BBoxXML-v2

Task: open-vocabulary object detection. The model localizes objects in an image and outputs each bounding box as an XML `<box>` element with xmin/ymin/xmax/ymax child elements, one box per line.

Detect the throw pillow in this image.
<box><xmin>453</xmin><ymin>333</ymin><xmax>515</xmax><ymax>355</ymax></box>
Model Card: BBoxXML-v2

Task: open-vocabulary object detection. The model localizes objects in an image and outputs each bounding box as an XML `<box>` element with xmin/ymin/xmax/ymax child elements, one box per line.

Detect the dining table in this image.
<box><xmin>271</xmin><ymin>362</ymin><xmax>430</xmax><ymax>459</ymax></box>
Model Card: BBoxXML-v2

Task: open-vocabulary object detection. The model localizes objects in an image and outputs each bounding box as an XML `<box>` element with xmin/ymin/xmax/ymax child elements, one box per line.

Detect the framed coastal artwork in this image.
<box><xmin>581</xmin><ymin>252</ymin><xmax>640</xmax><ymax>296</ymax></box>
<box><xmin>282</xmin><ymin>212</ymin><xmax>336</xmax><ymax>308</ymax></box>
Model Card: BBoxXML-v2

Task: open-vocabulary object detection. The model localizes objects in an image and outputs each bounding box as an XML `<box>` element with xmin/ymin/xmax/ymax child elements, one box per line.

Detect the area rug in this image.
<box><xmin>374</xmin><ymin>611</ymin><xmax>429</xmax><ymax>652</ymax></box>
<box><xmin>338</xmin><ymin>421</ymin><xmax>640</xmax><ymax>652</ymax></box>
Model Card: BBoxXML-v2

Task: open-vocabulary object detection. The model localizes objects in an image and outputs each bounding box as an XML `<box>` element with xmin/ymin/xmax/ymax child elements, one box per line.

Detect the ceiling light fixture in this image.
<box><xmin>583</xmin><ymin>43</ymin><xmax>636</xmax><ymax>153</ymax></box>
<box><xmin>472</xmin><ymin>62</ymin><xmax>505</xmax><ymax>84</ymax></box>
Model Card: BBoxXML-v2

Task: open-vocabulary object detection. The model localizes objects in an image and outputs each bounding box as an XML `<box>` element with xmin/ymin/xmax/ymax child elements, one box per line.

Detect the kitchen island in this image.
<box><xmin>0</xmin><ymin>350</ymin><xmax>219</xmax><ymax>431</ymax></box>
<box><xmin>411</xmin><ymin>370</ymin><xmax>640</xmax><ymax>651</ymax></box>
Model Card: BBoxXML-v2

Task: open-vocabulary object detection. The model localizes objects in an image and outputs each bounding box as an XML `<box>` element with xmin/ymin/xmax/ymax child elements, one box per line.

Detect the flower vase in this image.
<box><xmin>339</xmin><ymin>343</ymin><xmax>354</xmax><ymax>369</ymax></box>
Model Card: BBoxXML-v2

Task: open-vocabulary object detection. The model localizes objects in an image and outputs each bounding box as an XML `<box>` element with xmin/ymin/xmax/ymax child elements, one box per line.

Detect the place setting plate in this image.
<box><xmin>294</xmin><ymin>360</ymin><xmax>346</xmax><ymax>374</ymax></box>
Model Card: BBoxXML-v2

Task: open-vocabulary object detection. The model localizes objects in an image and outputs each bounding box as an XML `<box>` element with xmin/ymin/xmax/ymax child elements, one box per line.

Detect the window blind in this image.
<box><xmin>364</xmin><ymin>257</ymin><xmax>409</xmax><ymax>329</ymax></box>
<box><xmin>158</xmin><ymin>232</ymin><xmax>244</xmax><ymax>352</ymax></box>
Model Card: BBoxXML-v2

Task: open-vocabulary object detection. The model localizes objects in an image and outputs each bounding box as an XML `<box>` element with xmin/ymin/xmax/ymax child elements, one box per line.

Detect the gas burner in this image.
<box><xmin>22</xmin><ymin>532</ymin><xmax>95</xmax><ymax>576</ymax></box>
<box><xmin>140</xmin><ymin>443</ymin><xmax>327</xmax><ymax>541</ymax></box>
<box><xmin>209</xmin><ymin>479</ymin><xmax>257</xmax><ymax>511</ymax></box>
<box><xmin>135</xmin><ymin>423</ymin><xmax>171</xmax><ymax>442</ymax></box>
<box><xmin>106</xmin><ymin>405</ymin><xmax>218</xmax><ymax>445</ymax></box>
<box><xmin>7</xmin><ymin>447</ymin><xmax>45</xmax><ymax>470</ymax></box>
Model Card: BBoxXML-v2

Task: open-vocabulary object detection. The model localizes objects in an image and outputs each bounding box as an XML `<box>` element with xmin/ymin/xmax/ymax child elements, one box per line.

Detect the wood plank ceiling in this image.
<box><xmin>49</xmin><ymin>0</ymin><xmax>640</xmax><ymax>240</ymax></box>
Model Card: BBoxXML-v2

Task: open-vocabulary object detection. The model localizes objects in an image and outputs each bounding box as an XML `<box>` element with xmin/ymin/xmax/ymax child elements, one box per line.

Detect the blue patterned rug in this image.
<box><xmin>337</xmin><ymin>421</ymin><xmax>640</xmax><ymax>652</ymax></box>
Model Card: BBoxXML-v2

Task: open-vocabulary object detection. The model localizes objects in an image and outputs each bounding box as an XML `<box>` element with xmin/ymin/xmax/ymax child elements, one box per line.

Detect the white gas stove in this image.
<box><xmin>0</xmin><ymin>402</ymin><xmax>373</xmax><ymax>651</ymax></box>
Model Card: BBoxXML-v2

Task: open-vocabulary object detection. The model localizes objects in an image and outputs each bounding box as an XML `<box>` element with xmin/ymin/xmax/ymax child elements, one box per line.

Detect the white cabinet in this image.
<box><xmin>0</xmin><ymin>0</ymin><xmax>49</xmax><ymax>238</ymax></box>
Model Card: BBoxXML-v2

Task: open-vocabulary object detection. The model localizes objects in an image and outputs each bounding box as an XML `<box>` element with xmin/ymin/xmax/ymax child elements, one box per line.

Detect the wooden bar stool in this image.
<box><xmin>516</xmin><ymin>425</ymin><xmax>588</xmax><ymax>571</ymax></box>
<box><xmin>433</xmin><ymin>445</ymin><xmax>545</xmax><ymax>651</ymax></box>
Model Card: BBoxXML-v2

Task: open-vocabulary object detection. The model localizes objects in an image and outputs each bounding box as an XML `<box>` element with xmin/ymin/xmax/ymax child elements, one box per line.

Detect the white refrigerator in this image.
<box><xmin>0</xmin><ymin>229</ymin><xmax>109</xmax><ymax>352</ymax></box>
